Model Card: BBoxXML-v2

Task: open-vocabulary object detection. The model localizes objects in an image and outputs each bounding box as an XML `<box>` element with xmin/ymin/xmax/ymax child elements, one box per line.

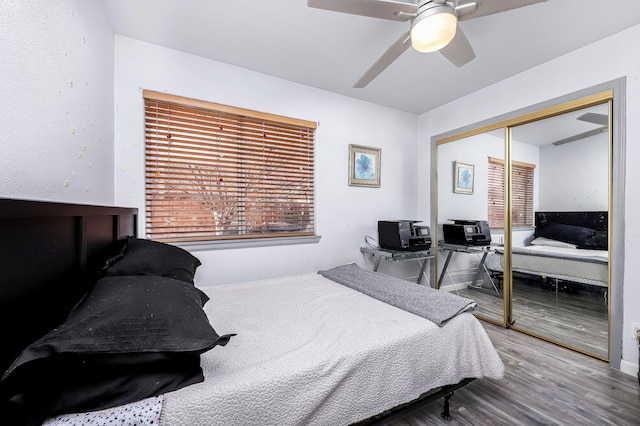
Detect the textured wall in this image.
<box><xmin>538</xmin><ymin>134</ymin><xmax>608</xmax><ymax>211</ymax></box>
<box><xmin>0</xmin><ymin>0</ymin><xmax>114</xmax><ymax>204</ymax></box>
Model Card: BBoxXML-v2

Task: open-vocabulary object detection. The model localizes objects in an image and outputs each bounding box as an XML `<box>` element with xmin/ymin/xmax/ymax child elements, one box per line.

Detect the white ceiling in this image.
<box><xmin>490</xmin><ymin>102</ymin><xmax>609</xmax><ymax>147</ymax></box>
<box><xmin>102</xmin><ymin>0</ymin><xmax>640</xmax><ymax>115</ymax></box>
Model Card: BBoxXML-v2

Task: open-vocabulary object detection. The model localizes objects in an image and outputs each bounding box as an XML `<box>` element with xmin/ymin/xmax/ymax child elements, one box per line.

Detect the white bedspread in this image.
<box><xmin>486</xmin><ymin>245</ymin><xmax>608</xmax><ymax>286</ymax></box>
<box><xmin>511</xmin><ymin>245</ymin><xmax>608</xmax><ymax>263</ymax></box>
<box><xmin>160</xmin><ymin>272</ymin><xmax>504</xmax><ymax>426</ymax></box>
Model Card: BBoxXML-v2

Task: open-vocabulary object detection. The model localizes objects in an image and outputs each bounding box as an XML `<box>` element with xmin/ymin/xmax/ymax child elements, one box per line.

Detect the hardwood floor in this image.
<box><xmin>388</xmin><ymin>322</ymin><xmax>640</xmax><ymax>426</ymax></box>
<box><xmin>512</xmin><ymin>277</ymin><xmax>608</xmax><ymax>358</ymax></box>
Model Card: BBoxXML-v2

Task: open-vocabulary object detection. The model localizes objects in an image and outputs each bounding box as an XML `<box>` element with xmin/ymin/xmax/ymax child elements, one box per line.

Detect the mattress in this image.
<box><xmin>486</xmin><ymin>245</ymin><xmax>608</xmax><ymax>287</ymax></box>
<box><xmin>161</xmin><ymin>272</ymin><xmax>504</xmax><ymax>425</ymax></box>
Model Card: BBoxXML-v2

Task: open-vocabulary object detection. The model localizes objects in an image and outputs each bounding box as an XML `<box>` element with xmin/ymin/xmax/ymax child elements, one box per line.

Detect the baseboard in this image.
<box><xmin>619</xmin><ymin>358</ymin><xmax>639</xmax><ymax>379</ymax></box>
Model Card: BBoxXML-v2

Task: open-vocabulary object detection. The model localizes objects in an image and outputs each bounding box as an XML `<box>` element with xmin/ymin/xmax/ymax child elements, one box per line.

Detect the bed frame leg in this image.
<box><xmin>440</xmin><ymin>392</ymin><xmax>454</xmax><ymax>421</ymax></box>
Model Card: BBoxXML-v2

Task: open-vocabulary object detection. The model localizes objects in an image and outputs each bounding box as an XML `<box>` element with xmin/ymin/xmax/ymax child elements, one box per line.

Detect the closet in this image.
<box><xmin>430</xmin><ymin>81</ymin><xmax>626</xmax><ymax>364</ymax></box>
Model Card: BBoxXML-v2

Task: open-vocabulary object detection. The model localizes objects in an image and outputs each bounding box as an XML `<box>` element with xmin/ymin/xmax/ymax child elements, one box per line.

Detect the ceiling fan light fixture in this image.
<box><xmin>410</xmin><ymin>3</ymin><xmax>457</xmax><ymax>53</ymax></box>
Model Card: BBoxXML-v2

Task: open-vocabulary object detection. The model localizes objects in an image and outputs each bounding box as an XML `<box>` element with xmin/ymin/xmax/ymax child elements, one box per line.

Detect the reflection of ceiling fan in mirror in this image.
<box><xmin>552</xmin><ymin>112</ymin><xmax>609</xmax><ymax>146</ymax></box>
<box><xmin>307</xmin><ymin>0</ymin><xmax>548</xmax><ymax>87</ymax></box>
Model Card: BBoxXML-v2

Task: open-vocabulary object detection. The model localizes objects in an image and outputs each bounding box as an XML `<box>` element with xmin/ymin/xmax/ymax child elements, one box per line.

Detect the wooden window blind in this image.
<box><xmin>143</xmin><ymin>90</ymin><xmax>317</xmax><ymax>242</ymax></box>
<box><xmin>488</xmin><ymin>157</ymin><xmax>535</xmax><ymax>228</ymax></box>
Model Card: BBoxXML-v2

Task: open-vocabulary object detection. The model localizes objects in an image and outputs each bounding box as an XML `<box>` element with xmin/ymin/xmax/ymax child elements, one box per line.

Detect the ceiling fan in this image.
<box><xmin>307</xmin><ymin>0</ymin><xmax>548</xmax><ymax>87</ymax></box>
<box><xmin>552</xmin><ymin>112</ymin><xmax>609</xmax><ymax>146</ymax></box>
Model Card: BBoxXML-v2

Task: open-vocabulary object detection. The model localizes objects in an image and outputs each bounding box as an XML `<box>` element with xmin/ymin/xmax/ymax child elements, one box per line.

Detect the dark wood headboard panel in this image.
<box><xmin>0</xmin><ymin>198</ymin><xmax>138</xmax><ymax>374</ymax></box>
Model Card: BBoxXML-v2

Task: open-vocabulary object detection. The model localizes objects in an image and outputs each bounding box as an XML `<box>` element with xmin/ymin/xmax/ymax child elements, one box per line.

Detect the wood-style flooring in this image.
<box><xmin>454</xmin><ymin>276</ymin><xmax>609</xmax><ymax>359</ymax></box>
<box><xmin>388</xmin><ymin>321</ymin><xmax>640</xmax><ymax>426</ymax></box>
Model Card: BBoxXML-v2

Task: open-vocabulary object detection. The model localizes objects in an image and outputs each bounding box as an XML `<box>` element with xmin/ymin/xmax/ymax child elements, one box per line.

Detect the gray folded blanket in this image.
<box><xmin>318</xmin><ymin>263</ymin><xmax>477</xmax><ymax>326</ymax></box>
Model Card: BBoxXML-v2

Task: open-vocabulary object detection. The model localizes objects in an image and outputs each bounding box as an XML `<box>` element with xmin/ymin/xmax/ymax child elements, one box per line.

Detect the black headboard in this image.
<box><xmin>0</xmin><ymin>198</ymin><xmax>138</xmax><ymax>375</ymax></box>
<box><xmin>535</xmin><ymin>211</ymin><xmax>608</xmax><ymax>231</ymax></box>
<box><xmin>534</xmin><ymin>211</ymin><xmax>608</xmax><ymax>250</ymax></box>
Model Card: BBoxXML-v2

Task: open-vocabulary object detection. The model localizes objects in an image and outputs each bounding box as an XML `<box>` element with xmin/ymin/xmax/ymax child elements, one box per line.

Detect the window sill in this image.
<box><xmin>174</xmin><ymin>235</ymin><xmax>322</xmax><ymax>252</ymax></box>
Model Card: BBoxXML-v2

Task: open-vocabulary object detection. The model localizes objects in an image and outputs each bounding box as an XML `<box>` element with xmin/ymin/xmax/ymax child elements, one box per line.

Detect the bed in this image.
<box><xmin>0</xmin><ymin>198</ymin><xmax>505</xmax><ymax>426</ymax></box>
<box><xmin>485</xmin><ymin>211</ymin><xmax>609</xmax><ymax>288</ymax></box>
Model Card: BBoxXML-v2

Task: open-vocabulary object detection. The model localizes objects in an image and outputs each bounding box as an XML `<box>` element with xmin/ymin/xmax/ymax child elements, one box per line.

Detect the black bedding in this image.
<box><xmin>0</xmin><ymin>236</ymin><xmax>234</xmax><ymax>426</ymax></box>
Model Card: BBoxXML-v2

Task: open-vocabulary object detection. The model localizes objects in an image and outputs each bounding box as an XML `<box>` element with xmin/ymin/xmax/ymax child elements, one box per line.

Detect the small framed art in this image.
<box><xmin>348</xmin><ymin>144</ymin><xmax>381</xmax><ymax>187</ymax></box>
<box><xmin>454</xmin><ymin>161</ymin><xmax>474</xmax><ymax>194</ymax></box>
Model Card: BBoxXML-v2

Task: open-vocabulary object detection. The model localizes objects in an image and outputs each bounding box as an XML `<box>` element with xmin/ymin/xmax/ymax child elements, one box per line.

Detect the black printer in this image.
<box><xmin>378</xmin><ymin>220</ymin><xmax>431</xmax><ymax>251</ymax></box>
<box><xmin>442</xmin><ymin>220</ymin><xmax>492</xmax><ymax>246</ymax></box>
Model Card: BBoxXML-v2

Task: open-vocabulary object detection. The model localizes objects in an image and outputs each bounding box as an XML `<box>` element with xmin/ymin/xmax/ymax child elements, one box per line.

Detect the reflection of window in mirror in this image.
<box><xmin>487</xmin><ymin>157</ymin><xmax>535</xmax><ymax>228</ymax></box>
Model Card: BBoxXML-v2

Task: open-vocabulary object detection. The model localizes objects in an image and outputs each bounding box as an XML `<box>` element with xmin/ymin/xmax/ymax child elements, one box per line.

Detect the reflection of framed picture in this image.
<box><xmin>348</xmin><ymin>144</ymin><xmax>381</xmax><ymax>187</ymax></box>
<box><xmin>454</xmin><ymin>161</ymin><xmax>474</xmax><ymax>194</ymax></box>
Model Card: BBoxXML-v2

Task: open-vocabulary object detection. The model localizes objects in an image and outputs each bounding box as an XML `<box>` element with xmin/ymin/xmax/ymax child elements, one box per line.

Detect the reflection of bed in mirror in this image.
<box><xmin>486</xmin><ymin>211</ymin><xmax>608</xmax><ymax>290</ymax></box>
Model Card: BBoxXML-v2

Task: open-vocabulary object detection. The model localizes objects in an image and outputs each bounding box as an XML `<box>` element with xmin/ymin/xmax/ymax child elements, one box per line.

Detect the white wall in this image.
<box><xmin>0</xmin><ymin>0</ymin><xmax>115</xmax><ymax>204</ymax></box>
<box><xmin>114</xmin><ymin>36</ymin><xmax>419</xmax><ymax>285</ymax></box>
<box><xmin>538</xmin><ymin>134</ymin><xmax>609</xmax><ymax>211</ymax></box>
<box><xmin>418</xmin><ymin>25</ymin><xmax>640</xmax><ymax>373</ymax></box>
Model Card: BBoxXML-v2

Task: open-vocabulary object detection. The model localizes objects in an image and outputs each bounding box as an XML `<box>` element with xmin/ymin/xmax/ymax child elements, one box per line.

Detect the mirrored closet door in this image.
<box><xmin>436</xmin><ymin>129</ymin><xmax>508</xmax><ymax>326</ymax></box>
<box><xmin>509</xmin><ymin>102</ymin><xmax>610</xmax><ymax>359</ymax></box>
<box><xmin>433</xmin><ymin>91</ymin><xmax>614</xmax><ymax>361</ymax></box>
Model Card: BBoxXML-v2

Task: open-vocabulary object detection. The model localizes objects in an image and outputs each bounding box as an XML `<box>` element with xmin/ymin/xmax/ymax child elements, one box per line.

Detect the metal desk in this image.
<box><xmin>360</xmin><ymin>246</ymin><xmax>436</xmax><ymax>285</ymax></box>
<box><xmin>437</xmin><ymin>243</ymin><xmax>498</xmax><ymax>293</ymax></box>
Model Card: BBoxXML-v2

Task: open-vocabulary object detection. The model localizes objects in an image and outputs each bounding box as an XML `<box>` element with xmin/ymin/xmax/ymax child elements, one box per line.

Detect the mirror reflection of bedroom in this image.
<box><xmin>509</xmin><ymin>103</ymin><xmax>609</xmax><ymax>359</ymax></box>
<box><xmin>435</xmin><ymin>98</ymin><xmax>611</xmax><ymax>361</ymax></box>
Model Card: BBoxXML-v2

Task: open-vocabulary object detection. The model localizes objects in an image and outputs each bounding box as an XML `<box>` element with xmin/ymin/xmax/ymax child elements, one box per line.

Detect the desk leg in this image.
<box><xmin>471</xmin><ymin>252</ymin><xmax>489</xmax><ymax>287</ymax></box>
<box><xmin>482</xmin><ymin>263</ymin><xmax>499</xmax><ymax>294</ymax></box>
<box><xmin>417</xmin><ymin>259</ymin><xmax>429</xmax><ymax>285</ymax></box>
<box><xmin>373</xmin><ymin>256</ymin><xmax>382</xmax><ymax>272</ymax></box>
<box><xmin>437</xmin><ymin>250</ymin><xmax>454</xmax><ymax>288</ymax></box>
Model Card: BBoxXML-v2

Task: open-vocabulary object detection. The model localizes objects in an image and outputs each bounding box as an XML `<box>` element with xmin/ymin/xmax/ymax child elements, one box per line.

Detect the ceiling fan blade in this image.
<box><xmin>457</xmin><ymin>0</ymin><xmax>548</xmax><ymax>22</ymax></box>
<box><xmin>439</xmin><ymin>24</ymin><xmax>475</xmax><ymax>67</ymax></box>
<box><xmin>354</xmin><ymin>31</ymin><xmax>412</xmax><ymax>88</ymax></box>
<box><xmin>577</xmin><ymin>112</ymin><xmax>608</xmax><ymax>126</ymax></box>
<box><xmin>307</xmin><ymin>0</ymin><xmax>417</xmax><ymax>22</ymax></box>
<box><xmin>552</xmin><ymin>126</ymin><xmax>608</xmax><ymax>146</ymax></box>
<box><xmin>454</xmin><ymin>1</ymin><xmax>479</xmax><ymax>19</ymax></box>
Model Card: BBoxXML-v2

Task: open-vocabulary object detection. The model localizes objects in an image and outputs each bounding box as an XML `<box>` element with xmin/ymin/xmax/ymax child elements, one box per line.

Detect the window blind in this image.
<box><xmin>488</xmin><ymin>157</ymin><xmax>535</xmax><ymax>228</ymax></box>
<box><xmin>143</xmin><ymin>90</ymin><xmax>317</xmax><ymax>242</ymax></box>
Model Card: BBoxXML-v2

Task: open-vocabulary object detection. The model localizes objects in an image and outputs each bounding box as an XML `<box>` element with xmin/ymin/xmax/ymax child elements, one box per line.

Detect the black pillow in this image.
<box><xmin>105</xmin><ymin>237</ymin><xmax>202</xmax><ymax>285</ymax></box>
<box><xmin>578</xmin><ymin>229</ymin><xmax>608</xmax><ymax>250</ymax></box>
<box><xmin>1</xmin><ymin>353</ymin><xmax>204</xmax><ymax>426</ymax></box>
<box><xmin>535</xmin><ymin>222</ymin><xmax>597</xmax><ymax>248</ymax></box>
<box><xmin>0</xmin><ymin>275</ymin><xmax>233</xmax><ymax>424</ymax></box>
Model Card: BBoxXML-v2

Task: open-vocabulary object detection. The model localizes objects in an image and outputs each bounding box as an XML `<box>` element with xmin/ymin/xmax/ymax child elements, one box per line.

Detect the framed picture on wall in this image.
<box><xmin>454</xmin><ymin>161</ymin><xmax>474</xmax><ymax>194</ymax></box>
<box><xmin>348</xmin><ymin>144</ymin><xmax>381</xmax><ymax>187</ymax></box>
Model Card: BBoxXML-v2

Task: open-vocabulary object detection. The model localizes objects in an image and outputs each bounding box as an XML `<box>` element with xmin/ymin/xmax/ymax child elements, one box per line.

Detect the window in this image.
<box><xmin>143</xmin><ymin>90</ymin><xmax>317</xmax><ymax>243</ymax></box>
<box><xmin>488</xmin><ymin>157</ymin><xmax>535</xmax><ymax>228</ymax></box>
